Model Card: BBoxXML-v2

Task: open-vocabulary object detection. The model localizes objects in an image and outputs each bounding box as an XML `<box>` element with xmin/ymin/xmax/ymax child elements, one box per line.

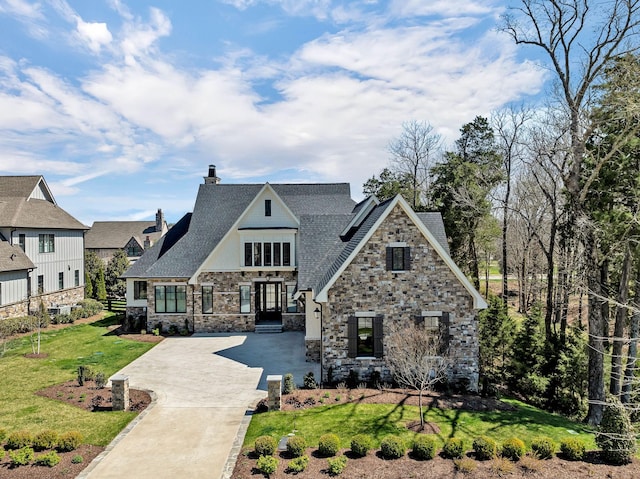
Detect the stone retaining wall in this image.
<box><xmin>0</xmin><ymin>287</ymin><xmax>84</xmax><ymax>320</ymax></box>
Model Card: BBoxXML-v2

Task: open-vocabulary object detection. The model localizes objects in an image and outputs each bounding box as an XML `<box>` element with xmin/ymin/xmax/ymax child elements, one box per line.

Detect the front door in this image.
<box><xmin>255</xmin><ymin>282</ymin><xmax>282</xmax><ymax>323</ymax></box>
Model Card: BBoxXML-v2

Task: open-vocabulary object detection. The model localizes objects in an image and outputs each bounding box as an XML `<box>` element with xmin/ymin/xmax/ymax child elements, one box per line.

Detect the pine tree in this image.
<box><xmin>84</xmin><ymin>271</ymin><xmax>93</xmax><ymax>299</ymax></box>
<box><xmin>95</xmin><ymin>266</ymin><xmax>107</xmax><ymax>301</ymax></box>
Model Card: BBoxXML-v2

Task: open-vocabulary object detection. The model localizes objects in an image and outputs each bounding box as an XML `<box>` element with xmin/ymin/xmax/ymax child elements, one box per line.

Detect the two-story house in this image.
<box><xmin>0</xmin><ymin>176</ymin><xmax>87</xmax><ymax>319</ymax></box>
<box><xmin>123</xmin><ymin>166</ymin><xmax>486</xmax><ymax>390</ymax></box>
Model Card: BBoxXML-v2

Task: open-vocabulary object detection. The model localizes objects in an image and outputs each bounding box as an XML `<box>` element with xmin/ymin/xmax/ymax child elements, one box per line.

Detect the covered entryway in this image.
<box><xmin>255</xmin><ymin>281</ymin><xmax>282</xmax><ymax>324</ymax></box>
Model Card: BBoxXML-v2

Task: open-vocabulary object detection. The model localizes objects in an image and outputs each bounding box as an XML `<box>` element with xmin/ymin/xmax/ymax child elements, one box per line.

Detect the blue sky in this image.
<box><xmin>0</xmin><ymin>0</ymin><xmax>547</xmax><ymax>225</ymax></box>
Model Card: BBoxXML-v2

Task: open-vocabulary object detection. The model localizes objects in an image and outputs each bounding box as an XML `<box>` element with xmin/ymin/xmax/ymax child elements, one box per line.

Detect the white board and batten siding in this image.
<box><xmin>0</xmin><ymin>270</ymin><xmax>29</xmax><ymax>306</ymax></box>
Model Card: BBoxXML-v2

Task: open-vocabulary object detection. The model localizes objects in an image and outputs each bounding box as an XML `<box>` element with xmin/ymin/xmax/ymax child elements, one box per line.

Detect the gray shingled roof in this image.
<box><xmin>0</xmin><ymin>197</ymin><xmax>87</xmax><ymax>230</ymax></box>
<box><xmin>416</xmin><ymin>212</ymin><xmax>450</xmax><ymax>255</ymax></box>
<box><xmin>85</xmin><ymin>221</ymin><xmax>160</xmax><ymax>249</ymax></box>
<box><xmin>0</xmin><ymin>240</ymin><xmax>35</xmax><ymax>273</ymax></box>
<box><xmin>0</xmin><ymin>176</ymin><xmax>41</xmax><ymax>198</ymax></box>
<box><xmin>128</xmin><ymin>183</ymin><xmax>355</xmax><ymax>279</ymax></box>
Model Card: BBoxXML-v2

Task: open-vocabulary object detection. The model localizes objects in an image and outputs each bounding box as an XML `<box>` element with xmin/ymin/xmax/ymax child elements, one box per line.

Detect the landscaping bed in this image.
<box><xmin>36</xmin><ymin>380</ymin><xmax>152</xmax><ymax>412</ymax></box>
<box><xmin>0</xmin><ymin>444</ymin><xmax>103</xmax><ymax>479</ymax></box>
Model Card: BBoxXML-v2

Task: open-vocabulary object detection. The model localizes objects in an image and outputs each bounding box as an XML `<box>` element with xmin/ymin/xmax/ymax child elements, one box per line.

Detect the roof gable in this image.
<box><xmin>314</xmin><ymin>195</ymin><xmax>487</xmax><ymax>309</ymax></box>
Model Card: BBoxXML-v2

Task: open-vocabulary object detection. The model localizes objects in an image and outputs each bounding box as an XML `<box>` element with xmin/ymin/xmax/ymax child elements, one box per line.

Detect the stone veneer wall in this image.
<box><xmin>145</xmin><ymin>279</ymin><xmax>194</xmax><ymax>333</ymax></box>
<box><xmin>323</xmin><ymin>205</ymin><xmax>480</xmax><ymax>391</ymax></box>
<box><xmin>0</xmin><ymin>287</ymin><xmax>84</xmax><ymax>320</ymax></box>
<box><xmin>194</xmin><ymin>271</ymin><xmax>302</xmax><ymax>333</ymax></box>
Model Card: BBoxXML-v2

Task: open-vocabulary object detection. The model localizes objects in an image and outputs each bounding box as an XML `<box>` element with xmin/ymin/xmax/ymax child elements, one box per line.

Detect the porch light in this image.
<box><xmin>314</xmin><ymin>307</ymin><xmax>320</xmax><ymax>321</ymax></box>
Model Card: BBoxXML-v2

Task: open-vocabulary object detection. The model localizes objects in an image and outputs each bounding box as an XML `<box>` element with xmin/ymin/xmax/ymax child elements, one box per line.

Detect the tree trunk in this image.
<box><xmin>502</xmin><ymin>173</ymin><xmax>510</xmax><ymax>306</ymax></box>
<box><xmin>621</xmin><ymin>270</ymin><xmax>640</xmax><ymax>404</ymax></box>
<box><xmin>610</xmin><ymin>246</ymin><xmax>631</xmax><ymax>396</ymax></box>
<box><xmin>601</xmin><ymin>259</ymin><xmax>610</xmax><ymax>350</ymax></box>
<box><xmin>586</xmin><ymin>236</ymin><xmax>605</xmax><ymax>426</ymax></box>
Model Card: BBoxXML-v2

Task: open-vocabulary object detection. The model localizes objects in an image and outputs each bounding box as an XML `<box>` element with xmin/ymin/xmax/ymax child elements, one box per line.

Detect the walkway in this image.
<box><xmin>79</xmin><ymin>332</ymin><xmax>319</xmax><ymax>479</ymax></box>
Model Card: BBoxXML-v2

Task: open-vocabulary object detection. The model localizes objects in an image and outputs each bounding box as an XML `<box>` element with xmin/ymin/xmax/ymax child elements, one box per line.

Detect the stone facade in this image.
<box><xmin>305</xmin><ymin>339</ymin><xmax>321</xmax><ymax>362</ymax></box>
<box><xmin>0</xmin><ymin>286</ymin><xmax>84</xmax><ymax>320</ymax></box>
<box><xmin>142</xmin><ymin>271</ymin><xmax>305</xmax><ymax>333</ymax></box>
<box><xmin>322</xmin><ymin>205</ymin><xmax>479</xmax><ymax>391</ymax></box>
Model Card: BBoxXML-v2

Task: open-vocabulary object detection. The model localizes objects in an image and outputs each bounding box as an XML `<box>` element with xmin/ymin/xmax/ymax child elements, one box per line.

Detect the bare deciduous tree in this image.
<box><xmin>385</xmin><ymin>321</ymin><xmax>451</xmax><ymax>428</ymax></box>
<box><xmin>388</xmin><ymin>120</ymin><xmax>442</xmax><ymax>210</ymax></box>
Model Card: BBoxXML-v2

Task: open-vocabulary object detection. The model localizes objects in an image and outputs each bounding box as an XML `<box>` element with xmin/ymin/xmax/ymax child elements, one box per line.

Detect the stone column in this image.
<box><xmin>267</xmin><ymin>375</ymin><xmax>282</xmax><ymax>411</ymax></box>
<box><xmin>111</xmin><ymin>374</ymin><xmax>130</xmax><ymax>411</ymax></box>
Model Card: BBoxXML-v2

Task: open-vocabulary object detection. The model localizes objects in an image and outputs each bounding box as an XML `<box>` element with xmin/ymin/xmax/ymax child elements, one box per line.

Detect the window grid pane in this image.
<box><xmin>273</xmin><ymin>243</ymin><xmax>281</xmax><ymax>266</ymax></box>
<box><xmin>264</xmin><ymin>242</ymin><xmax>272</xmax><ymax>266</ymax></box>
<box><xmin>244</xmin><ymin>243</ymin><xmax>253</xmax><ymax>266</ymax></box>
<box><xmin>253</xmin><ymin>243</ymin><xmax>262</xmax><ymax>266</ymax></box>
<box><xmin>283</xmin><ymin>242</ymin><xmax>291</xmax><ymax>266</ymax></box>
<box><xmin>202</xmin><ymin>286</ymin><xmax>213</xmax><ymax>314</ymax></box>
<box><xmin>357</xmin><ymin>318</ymin><xmax>374</xmax><ymax>356</ymax></box>
<box><xmin>240</xmin><ymin>285</ymin><xmax>251</xmax><ymax>313</ymax></box>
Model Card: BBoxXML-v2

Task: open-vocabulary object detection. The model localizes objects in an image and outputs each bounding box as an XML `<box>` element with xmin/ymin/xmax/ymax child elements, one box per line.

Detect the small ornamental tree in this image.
<box><xmin>385</xmin><ymin>321</ymin><xmax>451</xmax><ymax>428</ymax></box>
<box><xmin>596</xmin><ymin>396</ymin><xmax>636</xmax><ymax>464</ymax></box>
<box><xmin>105</xmin><ymin>249</ymin><xmax>129</xmax><ymax>298</ymax></box>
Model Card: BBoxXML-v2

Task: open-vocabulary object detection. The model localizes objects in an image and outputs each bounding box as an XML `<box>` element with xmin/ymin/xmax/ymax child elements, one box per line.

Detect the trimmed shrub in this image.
<box><xmin>95</xmin><ymin>372</ymin><xmax>107</xmax><ymax>389</ymax></box>
<box><xmin>531</xmin><ymin>436</ymin><xmax>555</xmax><ymax>459</ymax></box>
<box><xmin>442</xmin><ymin>437</ymin><xmax>465</xmax><ymax>459</ymax></box>
<box><xmin>501</xmin><ymin>437</ymin><xmax>526</xmax><ymax>461</ymax></box>
<box><xmin>35</xmin><ymin>450</ymin><xmax>61</xmax><ymax>467</ymax></box>
<box><xmin>9</xmin><ymin>447</ymin><xmax>34</xmax><ymax>466</ymax></box>
<box><xmin>283</xmin><ymin>373</ymin><xmax>295</xmax><ymax>394</ymax></box>
<box><xmin>472</xmin><ymin>436</ymin><xmax>497</xmax><ymax>461</ymax></box>
<box><xmin>254</xmin><ymin>435</ymin><xmax>277</xmax><ymax>456</ymax></box>
<box><xmin>318</xmin><ymin>433</ymin><xmax>341</xmax><ymax>457</ymax></box>
<box><xmin>77</xmin><ymin>299</ymin><xmax>104</xmax><ymax>317</ymax></box>
<box><xmin>32</xmin><ymin>429</ymin><xmax>59</xmax><ymax>451</ymax></box>
<box><xmin>6</xmin><ymin>430</ymin><xmax>33</xmax><ymax>449</ymax></box>
<box><xmin>350</xmin><ymin>434</ymin><xmax>373</xmax><ymax>458</ymax></box>
<box><xmin>412</xmin><ymin>434</ymin><xmax>438</xmax><ymax>460</ymax></box>
<box><xmin>286</xmin><ymin>455</ymin><xmax>309</xmax><ymax>473</ymax></box>
<box><xmin>327</xmin><ymin>455</ymin><xmax>348</xmax><ymax>475</ymax></box>
<box><xmin>57</xmin><ymin>431</ymin><xmax>83</xmax><ymax>452</ymax></box>
<box><xmin>560</xmin><ymin>438</ymin><xmax>586</xmax><ymax>461</ymax></box>
<box><xmin>71</xmin><ymin>454</ymin><xmax>84</xmax><ymax>464</ymax></box>
<box><xmin>256</xmin><ymin>454</ymin><xmax>278</xmax><ymax>476</ymax></box>
<box><xmin>286</xmin><ymin>435</ymin><xmax>307</xmax><ymax>458</ymax></box>
<box><xmin>380</xmin><ymin>435</ymin><xmax>406</xmax><ymax>459</ymax></box>
<box><xmin>596</xmin><ymin>397</ymin><xmax>636</xmax><ymax>465</ymax></box>
<box><xmin>303</xmin><ymin>372</ymin><xmax>317</xmax><ymax>389</ymax></box>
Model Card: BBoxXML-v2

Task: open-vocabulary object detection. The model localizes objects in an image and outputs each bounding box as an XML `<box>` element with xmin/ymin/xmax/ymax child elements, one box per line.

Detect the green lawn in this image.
<box><xmin>245</xmin><ymin>398</ymin><xmax>595</xmax><ymax>452</ymax></box>
<box><xmin>0</xmin><ymin>314</ymin><xmax>156</xmax><ymax>446</ymax></box>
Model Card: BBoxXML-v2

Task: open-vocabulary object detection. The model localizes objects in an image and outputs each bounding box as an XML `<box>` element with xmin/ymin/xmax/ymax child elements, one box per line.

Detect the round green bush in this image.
<box><xmin>9</xmin><ymin>447</ymin><xmax>34</xmax><ymax>466</ymax></box>
<box><xmin>318</xmin><ymin>433</ymin><xmax>341</xmax><ymax>457</ymax></box>
<box><xmin>6</xmin><ymin>430</ymin><xmax>33</xmax><ymax>450</ymax></box>
<box><xmin>350</xmin><ymin>434</ymin><xmax>373</xmax><ymax>458</ymax></box>
<box><xmin>596</xmin><ymin>397</ymin><xmax>636</xmax><ymax>465</ymax></box>
<box><xmin>472</xmin><ymin>436</ymin><xmax>497</xmax><ymax>461</ymax></box>
<box><xmin>33</xmin><ymin>429</ymin><xmax>59</xmax><ymax>451</ymax></box>
<box><xmin>380</xmin><ymin>435</ymin><xmax>406</xmax><ymax>459</ymax></box>
<box><xmin>412</xmin><ymin>434</ymin><xmax>437</xmax><ymax>460</ymax></box>
<box><xmin>286</xmin><ymin>435</ymin><xmax>307</xmax><ymax>458</ymax></box>
<box><xmin>254</xmin><ymin>435</ymin><xmax>277</xmax><ymax>456</ymax></box>
<box><xmin>560</xmin><ymin>438</ymin><xmax>586</xmax><ymax>461</ymax></box>
<box><xmin>501</xmin><ymin>437</ymin><xmax>526</xmax><ymax>461</ymax></box>
<box><xmin>256</xmin><ymin>454</ymin><xmax>278</xmax><ymax>475</ymax></box>
<box><xmin>442</xmin><ymin>437</ymin><xmax>465</xmax><ymax>459</ymax></box>
<box><xmin>71</xmin><ymin>454</ymin><xmax>84</xmax><ymax>464</ymax></box>
<box><xmin>35</xmin><ymin>450</ymin><xmax>61</xmax><ymax>467</ymax></box>
<box><xmin>286</xmin><ymin>455</ymin><xmax>309</xmax><ymax>473</ymax></box>
<box><xmin>531</xmin><ymin>436</ymin><xmax>555</xmax><ymax>459</ymax></box>
<box><xmin>327</xmin><ymin>455</ymin><xmax>348</xmax><ymax>475</ymax></box>
<box><xmin>56</xmin><ymin>431</ymin><xmax>83</xmax><ymax>452</ymax></box>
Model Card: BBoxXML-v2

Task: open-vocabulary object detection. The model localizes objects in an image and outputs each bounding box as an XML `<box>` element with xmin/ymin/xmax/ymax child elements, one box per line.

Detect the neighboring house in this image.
<box><xmin>0</xmin><ymin>176</ymin><xmax>87</xmax><ymax>319</ymax></box>
<box><xmin>85</xmin><ymin>209</ymin><xmax>168</xmax><ymax>263</ymax></box>
<box><xmin>123</xmin><ymin>166</ymin><xmax>487</xmax><ymax>389</ymax></box>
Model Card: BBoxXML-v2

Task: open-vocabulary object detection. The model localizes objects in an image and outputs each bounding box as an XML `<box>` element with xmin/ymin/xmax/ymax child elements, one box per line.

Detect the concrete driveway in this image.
<box><xmin>79</xmin><ymin>332</ymin><xmax>319</xmax><ymax>479</ymax></box>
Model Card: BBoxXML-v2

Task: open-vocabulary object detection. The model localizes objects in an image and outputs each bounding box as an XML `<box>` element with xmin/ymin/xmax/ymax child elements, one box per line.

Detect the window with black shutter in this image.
<box><xmin>386</xmin><ymin>246</ymin><xmax>410</xmax><ymax>271</ymax></box>
<box><xmin>348</xmin><ymin>314</ymin><xmax>384</xmax><ymax>358</ymax></box>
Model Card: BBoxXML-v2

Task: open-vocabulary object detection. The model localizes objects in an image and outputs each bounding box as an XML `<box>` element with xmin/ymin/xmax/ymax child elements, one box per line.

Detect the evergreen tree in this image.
<box><xmin>362</xmin><ymin>168</ymin><xmax>414</xmax><ymax>203</ymax></box>
<box><xmin>95</xmin><ymin>266</ymin><xmax>107</xmax><ymax>301</ymax></box>
<box><xmin>106</xmin><ymin>249</ymin><xmax>130</xmax><ymax>298</ymax></box>
<box><xmin>84</xmin><ymin>271</ymin><xmax>93</xmax><ymax>299</ymax></box>
<box><xmin>478</xmin><ymin>295</ymin><xmax>515</xmax><ymax>394</ymax></box>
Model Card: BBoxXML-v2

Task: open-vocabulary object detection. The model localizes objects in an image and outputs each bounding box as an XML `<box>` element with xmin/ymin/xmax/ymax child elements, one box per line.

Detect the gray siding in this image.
<box><xmin>0</xmin><ymin>270</ymin><xmax>28</xmax><ymax>306</ymax></box>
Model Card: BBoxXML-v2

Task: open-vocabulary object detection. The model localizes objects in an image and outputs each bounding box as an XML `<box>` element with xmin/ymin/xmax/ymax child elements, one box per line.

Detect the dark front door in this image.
<box><xmin>255</xmin><ymin>282</ymin><xmax>282</xmax><ymax>323</ymax></box>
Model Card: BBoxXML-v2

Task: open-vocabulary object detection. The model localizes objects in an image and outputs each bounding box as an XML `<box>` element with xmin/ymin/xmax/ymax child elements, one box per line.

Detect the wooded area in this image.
<box><xmin>363</xmin><ymin>0</ymin><xmax>640</xmax><ymax>428</ymax></box>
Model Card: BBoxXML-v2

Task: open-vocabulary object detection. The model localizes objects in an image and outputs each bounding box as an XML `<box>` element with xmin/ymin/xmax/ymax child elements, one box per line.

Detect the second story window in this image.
<box><xmin>18</xmin><ymin>234</ymin><xmax>25</xmax><ymax>251</ymax></box>
<box><xmin>244</xmin><ymin>241</ymin><xmax>292</xmax><ymax>267</ymax></box>
<box><xmin>39</xmin><ymin>234</ymin><xmax>55</xmax><ymax>253</ymax></box>
<box><xmin>265</xmin><ymin>199</ymin><xmax>272</xmax><ymax>217</ymax></box>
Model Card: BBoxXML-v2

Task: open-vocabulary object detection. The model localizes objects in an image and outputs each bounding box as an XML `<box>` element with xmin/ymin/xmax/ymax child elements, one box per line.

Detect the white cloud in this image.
<box><xmin>0</xmin><ymin>0</ymin><xmax>42</xmax><ymax>19</ymax></box>
<box><xmin>389</xmin><ymin>0</ymin><xmax>498</xmax><ymax>18</ymax></box>
<box><xmin>75</xmin><ymin>18</ymin><xmax>112</xmax><ymax>53</ymax></box>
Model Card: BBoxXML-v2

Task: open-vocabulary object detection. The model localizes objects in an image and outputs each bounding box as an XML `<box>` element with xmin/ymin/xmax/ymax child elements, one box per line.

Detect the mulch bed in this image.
<box><xmin>36</xmin><ymin>380</ymin><xmax>152</xmax><ymax>412</ymax></box>
<box><xmin>234</xmin><ymin>388</ymin><xmax>640</xmax><ymax>478</ymax></box>
<box><xmin>0</xmin><ymin>444</ymin><xmax>103</xmax><ymax>479</ymax></box>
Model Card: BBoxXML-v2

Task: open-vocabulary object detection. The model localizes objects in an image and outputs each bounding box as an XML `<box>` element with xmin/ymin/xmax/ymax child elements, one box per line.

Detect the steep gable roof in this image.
<box><xmin>128</xmin><ymin>182</ymin><xmax>355</xmax><ymax>279</ymax></box>
<box><xmin>313</xmin><ymin>195</ymin><xmax>487</xmax><ymax>309</ymax></box>
<box><xmin>0</xmin><ymin>176</ymin><xmax>86</xmax><ymax>230</ymax></box>
<box><xmin>85</xmin><ymin>221</ymin><xmax>160</xmax><ymax>249</ymax></box>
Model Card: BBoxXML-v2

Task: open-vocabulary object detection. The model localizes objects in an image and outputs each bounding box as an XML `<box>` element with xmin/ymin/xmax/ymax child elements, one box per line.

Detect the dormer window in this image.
<box><xmin>265</xmin><ymin>199</ymin><xmax>272</xmax><ymax>217</ymax></box>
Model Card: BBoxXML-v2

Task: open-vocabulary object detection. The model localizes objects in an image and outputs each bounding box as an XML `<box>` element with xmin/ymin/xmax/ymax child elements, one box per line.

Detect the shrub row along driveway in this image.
<box><xmin>80</xmin><ymin>332</ymin><xmax>318</xmax><ymax>479</ymax></box>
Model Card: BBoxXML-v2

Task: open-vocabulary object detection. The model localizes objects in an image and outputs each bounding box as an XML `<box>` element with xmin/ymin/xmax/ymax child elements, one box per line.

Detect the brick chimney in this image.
<box><xmin>155</xmin><ymin>208</ymin><xmax>166</xmax><ymax>233</ymax></box>
<box><xmin>144</xmin><ymin>236</ymin><xmax>151</xmax><ymax>249</ymax></box>
<box><xmin>204</xmin><ymin>164</ymin><xmax>221</xmax><ymax>185</ymax></box>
